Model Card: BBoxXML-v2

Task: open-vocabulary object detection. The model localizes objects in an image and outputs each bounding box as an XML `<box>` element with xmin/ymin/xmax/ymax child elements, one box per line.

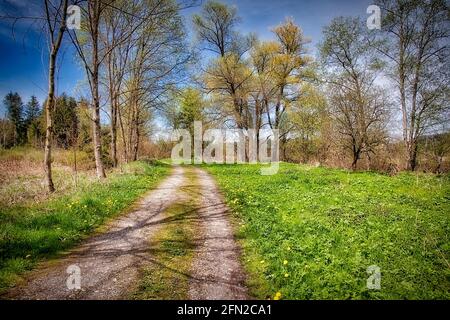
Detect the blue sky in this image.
<box><xmin>0</xmin><ymin>0</ymin><xmax>373</xmax><ymax>114</ymax></box>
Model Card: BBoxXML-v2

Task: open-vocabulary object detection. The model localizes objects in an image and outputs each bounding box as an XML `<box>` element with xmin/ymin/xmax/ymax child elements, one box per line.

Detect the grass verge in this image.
<box><xmin>0</xmin><ymin>160</ymin><xmax>170</xmax><ymax>293</ymax></box>
<box><xmin>205</xmin><ymin>163</ymin><xmax>450</xmax><ymax>300</ymax></box>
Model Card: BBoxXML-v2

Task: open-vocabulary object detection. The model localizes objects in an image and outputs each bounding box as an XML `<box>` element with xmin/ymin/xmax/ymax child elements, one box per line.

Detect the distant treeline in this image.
<box><xmin>0</xmin><ymin>92</ymin><xmax>114</xmax><ymax>165</ymax></box>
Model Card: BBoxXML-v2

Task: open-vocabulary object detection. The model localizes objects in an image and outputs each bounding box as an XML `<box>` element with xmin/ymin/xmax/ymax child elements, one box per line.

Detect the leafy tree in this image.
<box><xmin>53</xmin><ymin>94</ymin><xmax>78</xmax><ymax>149</ymax></box>
<box><xmin>194</xmin><ymin>0</ymin><xmax>254</xmax><ymax>135</ymax></box>
<box><xmin>250</xmin><ymin>40</ymin><xmax>279</xmax><ymax>153</ymax></box>
<box><xmin>422</xmin><ymin>131</ymin><xmax>450</xmax><ymax>173</ymax></box>
<box><xmin>25</xmin><ymin>96</ymin><xmax>42</xmax><ymax>146</ymax></box>
<box><xmin>25</xmin><ymin>96</ymin><xmax>41</xmax><ymax>124</ymax></box>
<box><xmin>170</xmin><ymin>87</ymin><xmax>205</xmax><ymax>135</ymax></box>
<box><xmin>40</xmin><ymin>94</ymin><xmax>78</xmax><ymax>149</ymax></box>
<box><xmin>270</xmin><ymin>18</ymin><xmax>311</xmax><ymax>130</ymax></box>
<box><xmin>3</xmin><ymin>92</ymin><xmax>25</xmax><ymax>145</ymax></box>
<box><xmin>205</xmin><ymin>53</ymin><xmax>253</xmax><ymax>130</ymax></box>
<box><xmin>287</xmin><ymin>84</ymin><xmax>328</xmax><ymax>163</ymax></box>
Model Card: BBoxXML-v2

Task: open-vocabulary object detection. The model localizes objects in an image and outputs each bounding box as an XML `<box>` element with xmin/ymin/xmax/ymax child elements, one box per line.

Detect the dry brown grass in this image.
<box><xmin>0</xmin><ymin>147</ymin><xmax>97</xmax><ymax>208</ymax></box>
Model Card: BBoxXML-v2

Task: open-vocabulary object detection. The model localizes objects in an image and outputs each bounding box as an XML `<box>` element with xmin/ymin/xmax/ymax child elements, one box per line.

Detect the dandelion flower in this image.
<box><xmin>283</xmin><ymin>260</ymin><xmax>288</xmax><ymax>265</ymax></box>
<box><xmin>274</xmin><ymin>292</ymin><xmax>282</xmax><ymax>300</ymax></box>
<box><xmin>284</xmin><ymin>273</ymin><xmax>289</xmax><ymax>278</ymax></box>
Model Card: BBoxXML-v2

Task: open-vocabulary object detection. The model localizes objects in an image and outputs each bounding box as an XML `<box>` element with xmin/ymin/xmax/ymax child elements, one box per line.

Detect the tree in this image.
<box><xmin>170</xmin><ymin>87</ymin><xmax>205</xmax><ymax>134</ymax></box>
<box><xmin>0</xmin><ymin>118</ymin><xmax>16</xmax><ymax>149</ymax></box>
<box><xmin>320</xmin><ymin>17</ymin><xmax>389</xmax><ymax>170</ymax></box>
<box><xmin>270</xmin><ymin>18</ymin><xmax>311</xmax><ymax>130</ymax></box>
<box><xmin>204</xmin><ymin>53</ymin><xmax>253</xmax><ymax>130</ymax></box>
<box><xmin>25</xmin><ymin>96</ymin><xmax>42</xmax><ymax>146</ymax></box>
<box><xmin>376</xmin><ymin>0</ymin><xmax>450</xmax><ymax>171</ymax></box>
<box><xmin>193</xmin><ymin>0</ymin><xmax>241</xmax><ymax>57</ymax></box>
<box><xmin>25</xmin><ymin>96</ymin><xmax>41</xmax><ymax>124</ymax></box>
<box><xmin>1</xmin><ymin>0</ymin><xmax>72</xmax><ymax>190</ymax></box>
<box><xmin>68</xmin><ymin>0</ymin><xmax>107</xmax><ymax>178</ymax></box>
<box><xmin>53</xmin><ymin>94</ymin><xmax>78</xmax><ymax>149</ymax></box>
<box><xmin>423</xmin><ymin>131</ymin><xmax>450</xmax><ymax>173</ymax></box>
<box><xmin>118</xmin><ymin>0</ymin><xmax>190</xmax><ymax>162</ymax></box>
<box><xmin>101</xmin><ymin>0</ymin><xmax>137</xmax><ymax>167</ymax></box>
<box><xmin>250</xmin><ymin>40</ymin><xmax>279</xmax><ymax>155</ymax></box>
<box><xmin>252</xmin><ymin>18</ymin><xmax>312</xmax><ymax>161</ymax></box>
<box><xmin>43</xmin><ymin>0</ymin><xmax>70</xmax><ymax>192</ymax></box>
<box><xmin>3</xmin><ymin>92</ymin><xmax>24</xmax><ymax>145</ymax></box>
<box><xmin>287</xmin><ymin>84</ymin><xmax>328</xmax><ymax>163</ymax></box>
<box><xmin>194</xmin><ymin>0</ymin><xmax>254</xmax><ymax>133</ymax></box>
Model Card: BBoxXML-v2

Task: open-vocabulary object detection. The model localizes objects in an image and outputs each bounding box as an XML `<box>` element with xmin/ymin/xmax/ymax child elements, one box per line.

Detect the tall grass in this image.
<box><xmin>0</xmin><ymin>147</ymin><xmax>96</xmax><ymax>207</ymax></box>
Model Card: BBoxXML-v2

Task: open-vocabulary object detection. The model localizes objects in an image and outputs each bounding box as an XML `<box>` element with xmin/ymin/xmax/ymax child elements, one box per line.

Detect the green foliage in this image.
<box><xmin>286</xmin><ymin>84</ymin><xmax>329</xmax><ymax>163</ymax></box>
<box><xmin>3</xmin><ymin>92</ymin><xmax>25</xmax><ymax>146</ymax></box>
<box><xmin>205</xmin><ymin>163</ymin><xmax>450</xmax><ymax>299</ymax></box>
<box><xmin>0</xmin><ymin>161</ymin><xmax>170</xmax><ymax>293</ymax></box>
<box><xmin>25</xmin><ymin>96</ymin><xmax>41</xmax><ymax>124</ymax></box>
<box><xmin>170</xmin><ymin>87</ymin><xmax>205</xmax><ymax>134</ymax></box>
<box><xmin>52</xmin><ymin>93</ymin><xmax>78</xmax><ymax>149</ymax></box>
<box><xmin>0</xmin><ymin>119</ymin><xmax>15</xmax><ymax>149</ymax></box>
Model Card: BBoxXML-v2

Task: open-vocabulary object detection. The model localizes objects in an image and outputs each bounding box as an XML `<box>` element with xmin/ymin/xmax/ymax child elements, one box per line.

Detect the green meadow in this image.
<box><xmin>205</xmin><ymin>163</ymin><xmax>450</xmax><ymax>299</ymax></box>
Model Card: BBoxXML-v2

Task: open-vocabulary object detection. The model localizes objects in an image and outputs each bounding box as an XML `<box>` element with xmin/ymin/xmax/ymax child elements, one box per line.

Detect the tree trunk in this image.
<box><xmin>110</xmin><ymin>96</ymin><xmax>118</xmax><ymax>167</ymax></box>
<box><xmin>44</xmin><ymin>52</ymin><xmax>56</xmax><ymax>193</ymax></box>
<box><xmin>255</xmin><ymin>99</ymin><xmax>262</xmax><ymax>158</ymax></box>
<box><xmin>91</xmin><ymin>0</ymin><xmax>106</xmax><ymax>179</ymax></box>
<box><xmin>132</xmin><ymin>107</ymin><xmax>140</xmax><ymax>162</ymax></box>
<box><xmin>352</xmin><ymin>146</ymin><xmax>360</xmax><ymax>171</ymax></box>
<box><xmin>132</xmin><ymin>126</ymin><xmax>140</xmax><ymax>162</ymax></box>
<box><xmin>351</xmin><ymin>158</ymin><xmax>358</xmax><ymax>171</ymax></box>
<box><xmin>117</xmin><ymin>104</ymin><xmax>128</xmax><ymax>163</ymax></box>
<box><xmin>407</xmin><ymin>141</ymin><xmax>418</xmax><ymax>171</ymax></box>
<box><xmin>42</xmin><ymin>0</ymin><xmax>68</xmax><ymax>193</ymax></box>
<box><xmin>435</xmin><ymin>156</ymin><xmax>443</xmax><ymax>174</ymax></box>
<box><xmin>92</xmin><ymin>79</ymin><xmax>106</xmax><ymax>178</ymax></box>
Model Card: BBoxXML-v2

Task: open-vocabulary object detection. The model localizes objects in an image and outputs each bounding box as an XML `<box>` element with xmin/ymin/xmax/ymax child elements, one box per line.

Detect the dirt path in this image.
<box><xmin>6</xmin><ymin>166</ymin><xmax>186</xmax><ymax>300</ymax></box>
<box><xmin>5</xmin><ymin>166</ymin><xmax>248</xmax><ymax>300</ymax></box>
<box><xmin>188</xmin><ymin>168</ymin><xmax>248</xmax><ymax>300</ymax></box>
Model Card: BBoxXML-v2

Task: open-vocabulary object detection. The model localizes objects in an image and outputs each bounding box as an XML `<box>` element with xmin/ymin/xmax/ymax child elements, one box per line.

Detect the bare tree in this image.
<box><xmin>194</xmin><ymin>0</ymin><xmax>255</xmax><ymax>135</ymax></box>
<box><xmin>321</xmin><ymin>17</ymin><xmax>389</xmax><ymax>170</ymax></box>
<box><xmin>376</xmin><ymin>0</ymin><xmax>449</xmax><ymax>171</ymax></box>
<box><xmin>67</xmin><ymin>0</ymin><xmax>108</xmax><ymax>178</ymax></box>
<box><xmin>117</xmin><ymin>0</ymin><xmax>191</xmax><ymax>161</ymax></box>
<box><xmin>43</xmin><ymin>0</ymin><xmax>69</xmax><ymax>192</ymax></box>
<box><xmin>101</xmin><ymin>1</ymin><xmax>136</xmax><ymax>167</ymax></box>
<box><xmin>192</xmin><ymin>0</ymin><xmax>240</xmax><ymax>57</ymax></box>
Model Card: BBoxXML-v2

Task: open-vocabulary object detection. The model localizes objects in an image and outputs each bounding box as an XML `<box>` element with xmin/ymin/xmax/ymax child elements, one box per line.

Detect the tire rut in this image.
<box><xmin>188</xmin><ymin>168</ymin><xmax>248</xmax><ymax>300</ymax></box>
